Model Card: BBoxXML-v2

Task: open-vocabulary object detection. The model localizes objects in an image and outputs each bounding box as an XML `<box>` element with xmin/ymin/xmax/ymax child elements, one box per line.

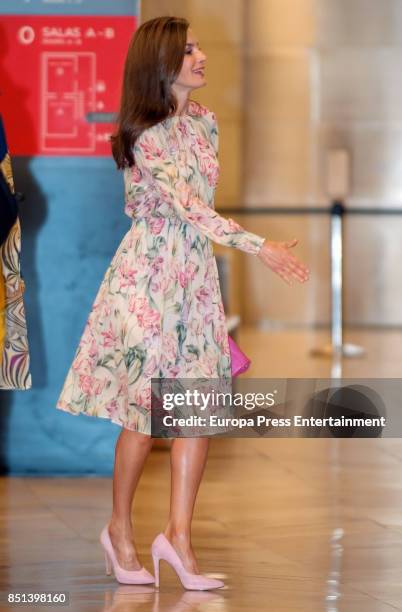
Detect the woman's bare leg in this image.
<box><xmin>164</xmin><ymin>437</ymin><xmax>210</xmax><ymax>573</ymax></box>
<box><xmin>108</xmin><ymin>428</ymin><xmax>154</xmax><ymax>570</ymax></box>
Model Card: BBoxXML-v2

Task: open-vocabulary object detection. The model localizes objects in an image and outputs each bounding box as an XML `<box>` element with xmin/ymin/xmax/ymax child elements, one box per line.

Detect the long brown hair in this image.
<box><xmin>111</xmin><ymin>16</ymin><xmax>189</xmax><ymax>169</ymax></box>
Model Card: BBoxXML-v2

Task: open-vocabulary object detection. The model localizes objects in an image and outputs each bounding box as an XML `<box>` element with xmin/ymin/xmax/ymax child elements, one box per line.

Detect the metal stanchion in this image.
<box><xmin>312</xmin><ymin>200</ymin><xmax>365</xmax><ymax>358</ymax></box>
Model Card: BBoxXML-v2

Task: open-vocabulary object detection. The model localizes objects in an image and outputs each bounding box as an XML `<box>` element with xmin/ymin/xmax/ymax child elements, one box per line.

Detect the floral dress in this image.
<box><xmin>0</xmin><ymin>121</ymin><xmax>31</xmax><ymax>390</ymax></box>
<box><xmin>56</xmin><ymin>100</ymin><xmax>265</xmax><ymax>434</ymax></box>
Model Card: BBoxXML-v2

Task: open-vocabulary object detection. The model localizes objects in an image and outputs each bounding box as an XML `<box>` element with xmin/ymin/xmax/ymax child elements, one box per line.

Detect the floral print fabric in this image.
<box><xmin>0</xmin><ymin>129</ymin><xmax>31</xmax><ymax>390</ymax></box>
<box><xmin>56</xmin><ymin>100</ymin><xmax>265</xmax><ymax>434</ymax></box>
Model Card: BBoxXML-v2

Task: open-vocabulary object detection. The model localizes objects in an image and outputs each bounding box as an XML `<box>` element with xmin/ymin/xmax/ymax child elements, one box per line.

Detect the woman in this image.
<box><xmin>56</xmin><ymin>16</ymin><xmax>309</xmax><ymax>590</ymax></box>
<box><xmin>0</xmin><ymin>117</ymin><xmax>31</xmax><ymax>387</ymax></box>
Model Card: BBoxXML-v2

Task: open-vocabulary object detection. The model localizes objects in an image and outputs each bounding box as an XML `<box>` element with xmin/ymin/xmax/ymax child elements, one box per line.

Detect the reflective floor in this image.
<box><xmin>1</xmin><ymin>328</ymin><xmax>402</xmax><ymax>611</ymax></box>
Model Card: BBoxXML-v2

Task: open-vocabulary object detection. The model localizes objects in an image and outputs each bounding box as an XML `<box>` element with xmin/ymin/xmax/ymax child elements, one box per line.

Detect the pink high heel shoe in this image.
<box><xmin>100</xmin><ymin>524</ymin><xmax>155</xmax><ymax>585</ymax></box>
<box><xmin>151</xmin><ymin>533</ymin><xmax>224</xmax><ymax>590</ymax></box>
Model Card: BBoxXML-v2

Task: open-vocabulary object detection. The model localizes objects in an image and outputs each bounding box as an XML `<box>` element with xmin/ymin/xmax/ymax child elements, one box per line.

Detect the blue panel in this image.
<box><xmin>0</xmin><ymin>0</ymin><xmax>139</xmax><ymax>16</ymax></box>
<box><xmin>0</xmin><ymin>156</ymin><xmax>132</xmax><ymax>475</ymax></box>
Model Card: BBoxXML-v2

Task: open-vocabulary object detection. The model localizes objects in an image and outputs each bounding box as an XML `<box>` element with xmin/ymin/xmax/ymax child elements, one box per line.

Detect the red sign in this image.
<box><xmin>0</xmin><ymin>15</ymin><xmax>136</xmax><ymax>156</ymax></box>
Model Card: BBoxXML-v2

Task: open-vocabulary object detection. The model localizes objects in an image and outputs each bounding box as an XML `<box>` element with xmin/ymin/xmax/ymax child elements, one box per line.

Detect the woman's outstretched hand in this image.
<box><xmin>257</xmin><ymin>239</ymin><xmax>310</xmax><ymax>286</ymax></box>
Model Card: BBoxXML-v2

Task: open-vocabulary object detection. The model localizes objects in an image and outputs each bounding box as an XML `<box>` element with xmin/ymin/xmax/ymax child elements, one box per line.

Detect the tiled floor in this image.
<box><xmin>1</xmin><ymin>328</ymin><xmax>402</xmax><ymax>611</ymax></box>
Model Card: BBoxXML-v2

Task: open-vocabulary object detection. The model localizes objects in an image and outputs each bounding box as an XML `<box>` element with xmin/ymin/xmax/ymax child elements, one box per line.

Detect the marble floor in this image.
<box><xmin>1</xmin><ymin>328</ymin><xmax>402</xmax><ymax>611</ymax></box>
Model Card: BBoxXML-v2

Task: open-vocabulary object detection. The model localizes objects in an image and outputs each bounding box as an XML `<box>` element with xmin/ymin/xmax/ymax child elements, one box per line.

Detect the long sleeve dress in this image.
<box><xmin>56</xmin><ymin>100</ymin><xmax>266</xmax><ymax>434</ymax></box>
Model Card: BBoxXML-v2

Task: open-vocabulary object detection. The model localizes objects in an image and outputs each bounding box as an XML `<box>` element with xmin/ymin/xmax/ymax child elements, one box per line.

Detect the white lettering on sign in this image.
<box><xmin>42</xmin><ymin>27</ymin><xmax>82</xmax><ymax>38</ymax></box>
<box><xmin>18</xmin><ymin>26</ymin><xmax>35</xmax><ymax>45</ymax></box>
<box><xmin>96</xmin><ymin>133</ymin><xmax>112</xmax><ymax>142</ymax></box>
<box><xmin>84</xmin><ymin>27</ymin><xmax>116</xmax><ymax>39</ymax></box>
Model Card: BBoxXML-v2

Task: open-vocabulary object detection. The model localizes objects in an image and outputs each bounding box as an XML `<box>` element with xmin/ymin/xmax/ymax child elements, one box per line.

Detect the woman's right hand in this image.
<box><xmin>257</xmin><ymin>239</ymin><xmax>310</xmax><ymax>286</ymax></box>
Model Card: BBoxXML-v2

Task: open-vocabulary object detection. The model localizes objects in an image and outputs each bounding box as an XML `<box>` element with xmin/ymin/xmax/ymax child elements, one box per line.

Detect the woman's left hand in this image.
<box><xmin>257</xmin><ymin>238</ymin><xmax>310</xmax><ymax>286</ymax></box>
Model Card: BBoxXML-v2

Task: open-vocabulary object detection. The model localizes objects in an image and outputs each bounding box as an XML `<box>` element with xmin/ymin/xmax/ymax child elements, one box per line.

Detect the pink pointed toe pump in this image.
<box><xmin>151</xmin><ymin>533</ymin><xmax>224</xmax><ymax>591</ymax></box>
<box><xmin>100</xmin><ymin>524</ymin><xmax>155</xmax><ymax>585</ymax></box>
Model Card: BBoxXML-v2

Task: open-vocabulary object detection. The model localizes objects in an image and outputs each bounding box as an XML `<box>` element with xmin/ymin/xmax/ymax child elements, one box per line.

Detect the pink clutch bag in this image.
<box><xmin>228</xmin><ymin>335</ymin><xmax>251</xmax><ymax>377</ymax></box>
